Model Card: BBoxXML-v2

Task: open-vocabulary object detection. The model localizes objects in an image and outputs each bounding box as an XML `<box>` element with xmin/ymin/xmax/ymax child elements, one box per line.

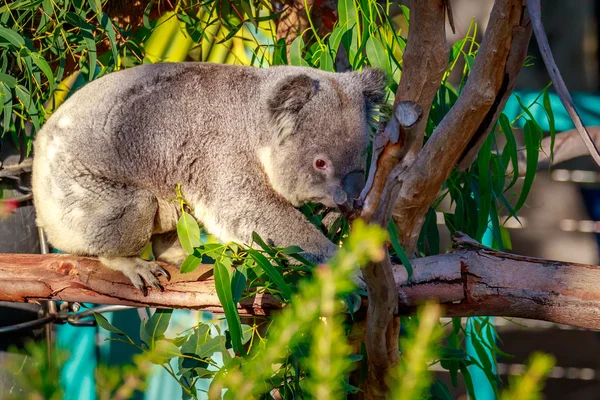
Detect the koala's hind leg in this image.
<box><xmin>152</xmin><ymin>231</ymin><xmax>187</xmax><ymax>266</ymax></box>
<box><xmin>56</xmin><ymin>177</ymin><xmax>170</xmax><ymax>294</ymax></box>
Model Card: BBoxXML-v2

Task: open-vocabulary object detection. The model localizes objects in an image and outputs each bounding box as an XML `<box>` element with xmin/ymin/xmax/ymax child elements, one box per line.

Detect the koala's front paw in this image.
<box><xmin>99</xmin><ymin>256</ymin><xmax>171</xmax><ymax>296</ymax></box>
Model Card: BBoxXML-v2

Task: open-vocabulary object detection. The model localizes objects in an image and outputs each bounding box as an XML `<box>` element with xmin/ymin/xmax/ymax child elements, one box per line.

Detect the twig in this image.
<box><xmin>527</xmin><ymin>0</ymin><xmax>600</xmax><ymax>167</ymax></box>
<box><xmin>0</xmin><ymin>158</ymin><xmax>33</xmax><ymax>178</ymax></box>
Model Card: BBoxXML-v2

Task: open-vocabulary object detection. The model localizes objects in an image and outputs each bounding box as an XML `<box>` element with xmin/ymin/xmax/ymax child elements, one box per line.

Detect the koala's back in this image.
<box><xmin>37</xmin><ymin>63</ymin><xmax>266</xmax><ymax>187</ymax></box>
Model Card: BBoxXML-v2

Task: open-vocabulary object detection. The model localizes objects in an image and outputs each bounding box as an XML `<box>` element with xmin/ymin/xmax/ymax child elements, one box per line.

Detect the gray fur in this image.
<box><xmin>32</xmin><ymin>62</ymin><xmax>386</xmax><ymax>291</ymax></box>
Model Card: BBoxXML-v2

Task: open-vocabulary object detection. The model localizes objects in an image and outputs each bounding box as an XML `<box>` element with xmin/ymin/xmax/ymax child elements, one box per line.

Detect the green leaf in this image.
<box><xmin>177</xmin><ymin>211</ymin><xmax>201</xmax><ymax>254</ymax></box>
<box><xmin>460</xmin><ymin>361</ymin><xmax>477</xmax><ymax>399</ymax></box>
<box><xmin>319</xmin><ymin>50</ymin><xmax>334</xmax><ymax>72</ymax></box>
<box><xmin>143</xmin><ymin>0</ymin><xmax>156</xmax><ymax>29</ymax></box>
<box><xmin>431</xmin><ymin>380</ymin><xmax>454</xmax><ymax>400</ymax></box>
<box><xmin>543</xmin><ymin>91</ymin><xmax>556</xmax><ymax>163</ymax></box>
<box><xmin>476</xmin><ymin>134</ymin><xmax>493</xmax><ymax>240</ymax></box>
<box><xmin>28</xmin><ymin>52</ymin><xmax>55</xmax><ymax>92</ymax></box>
<box><xmin>0</xmin><ymin>82</ymin><xmax>12</xmax><ymax>134</ymax></box>
<box><xmin>247</xmin><ymin>249</ymin><xmax>293</xmax><ymax>301</ymax></box>
<box><xmin>99</xmin><ymin>13</ymin><xmax>119</xmax><ymax>65</ymax></box>
<box><xmin>251</xmin><ymin>231</ymin><xmax>276</xmax><ymax>257</ymax></box>
<box><xmin>148</xmin><ymin>339</ymin><xmax>181</xmax><ymax>365</ymax></box>
<box><xmin>338</xmin><ymin>0</ymin><xmax>359</xmax><ymax>64</ymax></box>
<box><xmin>387</xmin><ymin>220</ymin><xmax>413</xmax><ymax>280</ymax></box>
<box><xmin>87</xmin><ymin>0</ymin><xmax>102</xmax><ymax>14</ymax></box>
<box><xmin>145</xmin><ymin>309</ymin><xmax>173</xmax><ymax>345</ymax></box>
<box><xmin>0</xmin><ymin>26</ymin><xmax>25</xmax><ymax>47</ymax></box>
<box><xmin>65</xmin><ymin>12</ymin><xmax>97</xmax><ymax>81</ymax></box>
<box><xmin>513</xmin><ymin>120</ymin><xmax>541</xmax><ymax>213</ymax></box>
<box><xmin>15</xmin><ymin>85</ymin><xmax>39</xmax><ymax>131</ymax></box>
<box><xmin>231</xmin><ymin>268</ymin><xmax>247</xmax><ymax>303</ymax></box>
<box><xmin>217</xmin><ymin>22</ymin><xmax>244</xmax><ymax>44</ymax></box>
<box><xmin>418</xmin><ymin>207</ymin><xmax>440</xmax><ymax>256</ymax></box>
<box><xmin>214</xmin><ymin>260</ymin><xmax>244</xmax><ymax>355</ymax></box>
<box><xmin>180</xmin><ymin>253</ymin><xmax>203</xmax><ymax>274</ymax></box>
<box><xmin>365</xmin><ymin>36</ymin><xmax>391</xmax><ymax>76</ymax></box>
<box><xmin>94</xmin><ymin>312</ymin><xmax>125</xmax><ymax>335</ymax></box>
<box><xmin>181</xmin><ymin>324</ymin><xmax>210</xmax><ymax>355</ymax></box>
<box><xmin>499</xmin><ymin>113</ymin><xmax>519</xmax><ymax>191</ymax></box>
<box><xmin>180</xmin><ymin>325</ymin><xmax>222</xmax><ymax>372</ymax></box>
<box><xmin>0</xmin><ymin>73</ymin><xmax>17</xmax><ymax>88</ymax></box>
<box><xmin>327</xmin><ymin>25</ymin><xmax>346</xmax><ymax>56</ymax></box>
<box><xmin>279</xmin><ymin>245</ymin><xmax>304</xmax><ymax>255</ymax></box>
<box><xmin>289</xmin><ymin>36</ymin><xmax>309</xmax><ymax>67</ymax></box>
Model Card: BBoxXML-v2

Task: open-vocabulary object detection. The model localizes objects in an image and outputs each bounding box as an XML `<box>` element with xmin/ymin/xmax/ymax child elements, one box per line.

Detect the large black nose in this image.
<box><xmin>341</xmin><ymin>170</ymin><xmax>366</xmax><ymax>201</ymax></box>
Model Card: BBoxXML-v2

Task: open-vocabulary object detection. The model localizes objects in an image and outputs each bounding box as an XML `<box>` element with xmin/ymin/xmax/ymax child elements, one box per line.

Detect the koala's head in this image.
<box><xmin>262</xmin><ymin>68</ymin><xmax>387</xmax><ymax>209</ymax></box>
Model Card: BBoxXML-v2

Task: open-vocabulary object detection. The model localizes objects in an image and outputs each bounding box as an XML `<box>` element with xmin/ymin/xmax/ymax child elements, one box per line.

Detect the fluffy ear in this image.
<box><xmin>356</xmin><ymin>68</ymin><xmax>387</xmax><ymax>106</ymax></box>
<box><xmin>268</xmin><ymin>74</ymin><xmax>319</xmax><ymax>140</ymax></box>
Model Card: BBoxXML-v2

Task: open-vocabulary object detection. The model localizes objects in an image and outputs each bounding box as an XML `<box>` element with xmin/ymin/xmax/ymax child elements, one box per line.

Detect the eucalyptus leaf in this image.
<box><xmin>177</xmin><ymin>211</ymin><xmax>201</xmax><ymax>254</ymax></box>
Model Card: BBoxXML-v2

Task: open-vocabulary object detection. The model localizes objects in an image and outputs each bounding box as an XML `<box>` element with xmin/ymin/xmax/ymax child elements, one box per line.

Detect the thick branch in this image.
<box><xmin>356</xmin><ymin>102</ymin><xmax>422</xmax><ymax>400</ymax></box>
<box><xmin>457</xmin><ymin>9</ymin><xmax>532</xmax><ymax>170</ymax></box>
<box><xmin>0</xmin><ymin>254</ymin><xmax>278</xmax><ymax>316</ymax></box>
<box><xmin>394</xmin><ymin>0</ymin><xmax>527</xmax><ymax>253</ymax></box>
<box><xmin>2</xmin><ymin>250</ymin><xmax>600</xmax><ymax>329</ymax></box>
<box><xmin>394</xmin><ymin>0</ymin><xmax>449</xmax><ymax>160</ymax></box>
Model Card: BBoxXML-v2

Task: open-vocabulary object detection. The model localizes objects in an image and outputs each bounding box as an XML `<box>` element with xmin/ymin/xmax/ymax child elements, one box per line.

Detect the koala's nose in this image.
<box><xmin>341</xmin><ymin>170</ymin><xmax>366</xmax><ymax>201</ymax></box>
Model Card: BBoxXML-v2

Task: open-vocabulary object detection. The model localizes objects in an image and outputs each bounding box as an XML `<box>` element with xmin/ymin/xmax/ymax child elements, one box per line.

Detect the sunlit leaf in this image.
<box><xmin>177</xmin><ymin>211</ymin><xmax>201</xmax><ymax>254</ymax></box>
<box><xmin>180</xmin><ymin>253</ymin><xmax>203</xmax><ymax>274</ymax></box>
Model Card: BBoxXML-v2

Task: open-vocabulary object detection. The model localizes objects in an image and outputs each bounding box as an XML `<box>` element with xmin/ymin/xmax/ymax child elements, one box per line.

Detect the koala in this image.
<box><xmin>32</xmin><ymin>62</ymin><xmax>386</xmax><ymax>294</ymax></box>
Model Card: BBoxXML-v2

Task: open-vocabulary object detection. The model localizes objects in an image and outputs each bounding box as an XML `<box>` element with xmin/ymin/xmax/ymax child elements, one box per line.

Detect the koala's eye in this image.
<box><xmin>314</xmin><ymin>159</ymin><xmax>327</xmax><ymax>170</ymax></box>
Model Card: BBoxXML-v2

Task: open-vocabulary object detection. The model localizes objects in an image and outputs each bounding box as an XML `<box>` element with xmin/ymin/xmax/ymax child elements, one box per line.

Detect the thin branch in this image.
<box><xmin>275</xmin><ymin>0</ymin><xmax>313</xmax><ymax>61</ymax></box>
<box><xmin>511</xmin><ymin>126</ymin><xmax>600</xmax><ymax>176</ymax></box>
<box><xmin>3</xmin><ymin>245</ymin><xmax>600</xmax><ymax>330</ymax></box>
<box><xmin>527</xmin><ymin>0</ymin><xmax>600</xmax><ymax>167</ymax></box>
<box><xmin>0</xmin><ymin>158</ymin><xmax>33</xmax><ymax>178</ymax></box>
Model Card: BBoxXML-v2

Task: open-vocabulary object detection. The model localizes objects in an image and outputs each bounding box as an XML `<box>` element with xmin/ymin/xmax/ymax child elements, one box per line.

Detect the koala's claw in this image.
<box><xmin>155</xmin><ymin>266</ymin><xmax>171</xmax><ymax>280</ymax></box>
<box><xmin>99</xmin><ymin>257</ymin><xmax>170</xmax><ymax>296</ymax></box>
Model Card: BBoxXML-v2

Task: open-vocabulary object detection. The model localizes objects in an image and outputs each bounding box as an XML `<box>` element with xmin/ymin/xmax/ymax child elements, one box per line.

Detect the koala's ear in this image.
<box><xmin>268</xmin><ymin>74</ymin><xmax>319</xmax><ymax>140</ymax></box>
<box><xmin>356</xmin><ymin>68</ymin><xmax>387</xmax><ymax>106</ymax></box>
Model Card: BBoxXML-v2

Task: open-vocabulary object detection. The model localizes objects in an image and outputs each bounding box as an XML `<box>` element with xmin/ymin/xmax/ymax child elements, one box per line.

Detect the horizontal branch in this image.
<box><xmin>2</xmin><ymin>248</ymin><xmax>600</xmax><ymax>329</ymax></box>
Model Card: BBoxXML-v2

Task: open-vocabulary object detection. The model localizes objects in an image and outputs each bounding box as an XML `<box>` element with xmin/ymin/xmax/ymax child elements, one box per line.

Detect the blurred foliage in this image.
<box><xmin>4</xmin><ymin>340</ymin><xmax>152</xmax><ymax>400</ymax></box>
<box><xmin>4</xmin><ymin>341</ymin><xmax>66</xmax><ymax>400</ymax></box>
<box><xmin>0</xmin><ymin>0</ymin><xmax>557</xmax><ymax>398</ymax></box>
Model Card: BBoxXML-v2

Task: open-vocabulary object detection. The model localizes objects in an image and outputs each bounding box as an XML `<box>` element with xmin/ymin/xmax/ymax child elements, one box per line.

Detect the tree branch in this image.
<box><xmin>394</xmin><ymin>0</ymin><xmax>528</xmax><ymax>254</ymax></box>
<box><xmin>3</xmin><ymin>244</ymin><xmax>600</xmax><ymax>329</ymax></box>
<box><xmin>527</xmin><ymin>0</ymin><xmax>600</xmax><ymax>167</ymax></box>
<box><xmin>512</xmin><ymin>126</ymin><xmax>600</xmax><ymax>175</ymax></box>
<box><xmin>457</xmin><ymin>7</ymin><xmax>532</xmax><ymax>171</ymax></box>
<box><xmin>275</xmin><ymin>0</ymin><xmax>314</xmax><ymax>61</ymax></box>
